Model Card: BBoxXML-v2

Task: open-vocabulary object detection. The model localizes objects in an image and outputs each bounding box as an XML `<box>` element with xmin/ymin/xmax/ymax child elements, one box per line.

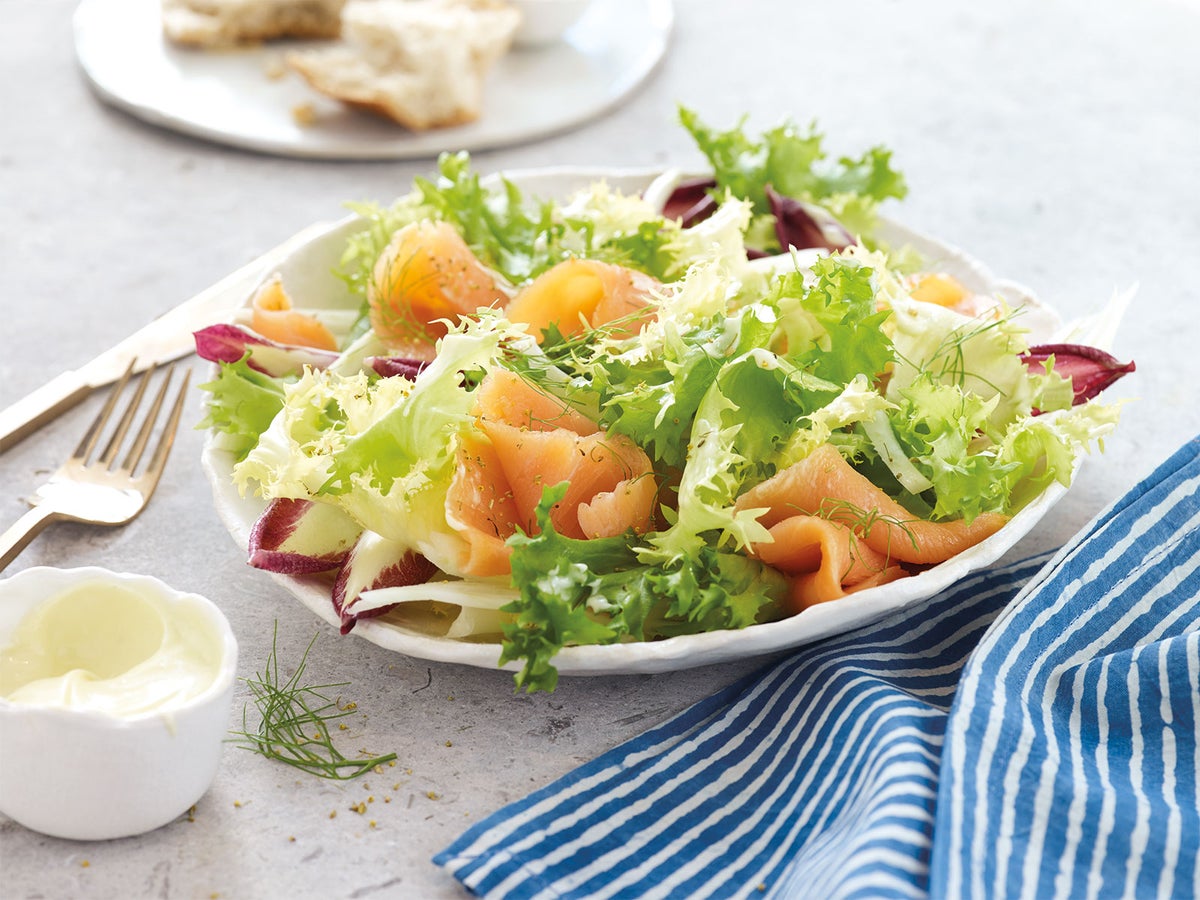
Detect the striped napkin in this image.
<box><xmin>436</xmin><ymin>437</ymin><xmax>1200</xmax><ymax>899</ymax></box>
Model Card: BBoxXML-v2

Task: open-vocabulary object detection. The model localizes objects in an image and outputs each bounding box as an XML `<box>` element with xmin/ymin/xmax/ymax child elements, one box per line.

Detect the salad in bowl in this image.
<box><xmin>199</xmin><ymin>109</ymin><xmax>1133</xmax><ymax>691</ymax></box>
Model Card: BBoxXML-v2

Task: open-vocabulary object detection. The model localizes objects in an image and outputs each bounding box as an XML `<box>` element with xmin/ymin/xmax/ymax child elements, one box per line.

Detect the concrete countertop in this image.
<box><xmin>1</xmin><ymin>0</ymin><xmax>1198</xmax><ymax>897</ymax></box>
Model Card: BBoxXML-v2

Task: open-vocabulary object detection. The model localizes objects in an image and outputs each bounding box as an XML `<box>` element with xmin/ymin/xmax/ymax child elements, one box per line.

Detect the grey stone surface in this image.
<box><xmin>1</xmin><ymin>0</ymin><xmax>1198</xmax><ymax>897</ymax></box>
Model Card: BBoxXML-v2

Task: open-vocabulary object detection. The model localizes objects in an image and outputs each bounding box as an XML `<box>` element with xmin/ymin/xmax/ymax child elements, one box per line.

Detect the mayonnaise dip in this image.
<box><xmin>0</xmin><ymin>580</ymin><xmax>225</xmax><ymax>718</ymax></box>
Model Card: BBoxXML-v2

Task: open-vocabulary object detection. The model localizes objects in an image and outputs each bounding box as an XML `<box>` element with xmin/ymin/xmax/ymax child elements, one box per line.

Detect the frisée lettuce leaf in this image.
<box><xmin>772</xmin><ymin>254</ymin><xmax>894</xmax><ymax>385</ymax></box>
<box><xmin>678</xmin><ymin>105</ymin><xmax>907</xmax><ymax>251</ymax></box>
<box><xmin>198</xmin><ymin>355</ymin><xmax>287</xmax><ymax>461</ymax></box>
<box><xmin>501</xmin><ymin>484</ymin><xmax>788</xmax><ymax>692</ymax></box>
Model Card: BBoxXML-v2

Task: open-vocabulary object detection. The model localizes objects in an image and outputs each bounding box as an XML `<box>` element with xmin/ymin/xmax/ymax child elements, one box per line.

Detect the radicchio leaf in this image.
<box><xmin>194</xmin><ymin>323</ymin><xmax>340</xmax><ymax>377</ymax></box>
<box><xmin>332</xmin><ymin>531</ymin><xmax>439</xmax><ymax>634</ymax></box>
<box><xmin>248</xmin><ymin>498</ymin><xmax>363</xmax><ymax>575</ymax></box>
<box><xmin>1023</xmin><ymin>344</ymin><xmax>1136</xmax><ymax>405</ymax></box>
<box><xmin>766</xmin><ymin>185</ymin><xmax>855</xmax><ymax>252</ymax></box>
<box><xmin>661</xmin><ymin>178</ymin><xmax>855</xmax><ymax>254</ymax></box>
<box><xmin>365</xmin><ymin>356</ymin><xmax>430</xmax><ymax>380</ymax></box>
<box><xmin>660</xmin><ymin>176</ymin><xmax>718</xmax><ymax>226</ymax></box>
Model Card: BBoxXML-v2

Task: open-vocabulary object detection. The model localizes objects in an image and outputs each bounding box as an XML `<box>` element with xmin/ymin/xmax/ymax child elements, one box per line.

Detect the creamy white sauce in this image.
<box><xmin>0</xmin><ymin>582</ymin><xmax>224</xmax><ymax>718</ymax></box>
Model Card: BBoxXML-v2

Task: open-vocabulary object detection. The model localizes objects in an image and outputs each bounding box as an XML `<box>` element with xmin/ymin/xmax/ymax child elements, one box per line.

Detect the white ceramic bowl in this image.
<box><xmin>0</xmin><ymin>567</ymin><xmax>237</xmax><ymax>841</ymax></box>
<box><xmin>510</xmin><ymin>0</ymin><xmax>593</xmax><ymax>47</ymax></box>
<box><xmin>201</xmin><ymin>166</ymin><xmax>1084</xmax><ymax>678</ymax></box>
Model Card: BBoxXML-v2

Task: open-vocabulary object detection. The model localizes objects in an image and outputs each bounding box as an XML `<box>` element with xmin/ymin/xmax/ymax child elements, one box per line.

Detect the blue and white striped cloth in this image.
<box><xmin>436</xmin><ymin>437</ymin><xmax>1200</xmax><ymax>899</ymax></box>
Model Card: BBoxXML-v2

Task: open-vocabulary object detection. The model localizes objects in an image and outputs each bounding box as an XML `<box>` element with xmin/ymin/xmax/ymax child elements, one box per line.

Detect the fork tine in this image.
<box><xmin>73</xmin><ymin>359</ymin><xmax>137</xmax><ymax>462</ymax></box>
<box><xmin>121</xmin><ymin>366</ymin><xmax>174</xmax><ymax>472</ymax></box>
<box><xmin>100</xmin><ymin>362</ymin><xmax>156</xmax><ymax>469</ymax></box>
<box><xmin>140</xmin><ymin>368</ymin><xmax>191</xmax><ymax>486</ymax></box>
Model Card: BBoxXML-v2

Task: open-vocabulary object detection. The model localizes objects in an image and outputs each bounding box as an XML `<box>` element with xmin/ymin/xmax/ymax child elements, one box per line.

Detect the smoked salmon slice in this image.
<box><xmin>444</xmin><ymin>370</ymin><xmax>657</xmax><ymax>577</ymax></box>
<box><xmin>749</xmin><ymin>515</ymin><xmax>906</xmax><ymax>611</ymax></box>
<box><xmin>445</xmin><ymin>430</ymin><xmax>525</xmax><ymax>578</ymax></box>
<box><xmin>250</xmin><ymin>275</ymin><xmax>339</xmax><ymax>351</ymax></box>
<box><xmin>505</xmin><ymin>258</ymin><xmax>660</xmax><ymax>341</ymax></box>
<box><xmin>470</xmin><ymin>368</ymin><xmax>596</xmax><ymax>435</ymax></box>
<box><xmin>479</xmin><ymin>420</ymin><xmax>650</xmax><ymax>539</ymax></box>
<box><xmin>577</xmin><ymin>475</ymin><xmax>659</xmax><ymax>542</ymax></box>
<box><xmin>791</xmin><ymin>564</ymin><xmax>908</xmax><ymax>611</ymax></box>
<box><xmin>735</xmin><ymin>444</ymin><xmax>1008</xmax><ymax>566</ymax></box>
<box><xmin>368</xmin><ymin>220</ymin><xmax>508</xmax><ymax>347</ymax></box>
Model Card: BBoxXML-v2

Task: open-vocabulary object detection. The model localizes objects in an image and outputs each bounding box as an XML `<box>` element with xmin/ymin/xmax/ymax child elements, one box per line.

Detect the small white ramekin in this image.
<box><xmin>0</xmin><ymin>567</ymin><xmax>237</xmax><ymax>841</ymax></box>
<box><xmin>510</xmin><ymin>0</ymin><xmax>594</xmax><ymax>47</ymax></box>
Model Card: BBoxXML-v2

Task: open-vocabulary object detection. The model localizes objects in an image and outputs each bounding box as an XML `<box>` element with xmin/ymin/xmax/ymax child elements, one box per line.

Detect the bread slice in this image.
<box><xmin>287</xmin><ymin>0</ymin><xmax>521</xmax><ymax>130</ymax></box>
<box><xmin>163</xmin><ymin>0</ymin><xmax>347</xmax><ymax>48</ymax></box>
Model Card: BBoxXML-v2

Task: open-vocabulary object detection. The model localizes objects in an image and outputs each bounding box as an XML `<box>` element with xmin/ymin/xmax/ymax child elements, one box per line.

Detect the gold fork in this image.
<box><xmin>0</xmin><ymin>362</ymin><xmax>191</xmax><ymax>572</ymax></box>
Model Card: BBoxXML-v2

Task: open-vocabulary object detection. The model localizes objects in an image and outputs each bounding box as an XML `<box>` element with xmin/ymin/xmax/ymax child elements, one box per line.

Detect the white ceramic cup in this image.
<box><xmin>0</xmin><ymin>567</ymin><xmax>237</xmax><ymax>841</ymax></box>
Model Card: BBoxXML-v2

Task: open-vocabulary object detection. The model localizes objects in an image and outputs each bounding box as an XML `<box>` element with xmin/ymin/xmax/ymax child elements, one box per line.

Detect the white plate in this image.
<box><xmin>202</xmin><ymin>167</ymin><xmax>1083</xmax><ymax>676</ymax></box>
<box><xmin>74</xmin><ymin>0</ymin><xmax>674</xmax><ymax>160</ymax></box>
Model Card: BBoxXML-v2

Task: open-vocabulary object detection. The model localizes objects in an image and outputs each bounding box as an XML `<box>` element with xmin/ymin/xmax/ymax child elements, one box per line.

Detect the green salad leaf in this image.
<box><xmin>198</xmin><ymin>355</ymin><xmax>287</xmax><ymax>461</ymax></box>
<box><xmin>500</xmin><ymin>484</ymin><xmax>788</xmax><ymax>692</ymax></box>
<box><xmin>772</xmin><ymin>254</ymin><xmax>894</xmax><ymax>385</ymax></box>
<box><xmin>414</xmin><ymin>151</ymin><xmax>561</xmax><ymax>283</ymax></box>
<box><xmin>678</xmin><ymin>105</ymin><xmax>908</xmax><ymax>249</ymax></box>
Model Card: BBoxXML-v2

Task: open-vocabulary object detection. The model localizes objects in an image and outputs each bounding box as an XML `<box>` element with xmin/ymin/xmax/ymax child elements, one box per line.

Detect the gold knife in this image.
<box><xmin>0</xmin><ymin>222</ymin><xmax>334</xmax><ymax>454</ymax></box>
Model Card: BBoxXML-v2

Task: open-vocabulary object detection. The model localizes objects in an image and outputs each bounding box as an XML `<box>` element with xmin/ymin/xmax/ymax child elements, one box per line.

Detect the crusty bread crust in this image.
<box><xmin>287</xmin><ymin>48</ymin><xmax>479</xmax><ymax>131</ymax></box>
<box><xmin>163</xmin><ymin>0</ymin><xmax>346</xmax><ymax>47</ymax></box>
<box><xmin>346</xmin><ymin>98</ymin><xmax>479</xmax><ymax>131</ymax></box>
<box><xmin>286</xmin><ymin>0</ymin><xmax>520</xmax><ymax>130</ymax></box>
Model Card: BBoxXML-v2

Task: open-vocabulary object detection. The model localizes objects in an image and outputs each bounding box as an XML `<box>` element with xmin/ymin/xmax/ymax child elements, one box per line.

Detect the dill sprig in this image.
<box><xmin>370</xmin><ymin>242</ymin><xmax>448</xmax><ymax>346</ymax></box>
<box><xmin>230</xmin><ymin>626</ymin><xmax>396</xmax><ymax>780</ymax></box>
<box><xmin>815</xmin><ymin>497</ymin><xmax>921</xmax><ymax>557</ymax></box>
<box><xmin>892</xmin><ymin>304</ymin><xmax>1024</xmax><ymax>392</ymax></box>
